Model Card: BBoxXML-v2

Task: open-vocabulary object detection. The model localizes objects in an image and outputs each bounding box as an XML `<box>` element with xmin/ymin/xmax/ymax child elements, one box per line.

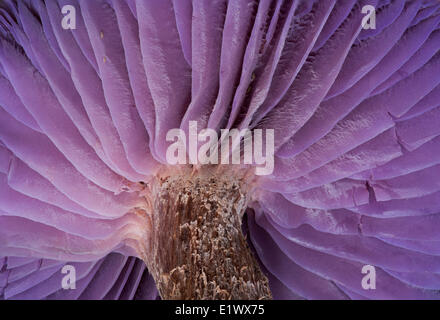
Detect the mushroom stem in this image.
<box><xmin>144</xmin><ymin>168</ymin><xmax>272</xmax><ymax>300</ymax></box>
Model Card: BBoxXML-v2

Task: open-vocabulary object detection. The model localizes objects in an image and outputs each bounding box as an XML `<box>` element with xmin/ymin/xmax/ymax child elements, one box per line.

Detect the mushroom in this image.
<box><xmin>1</xmin><ymin>0</ymin><xmax>440</xmax><ymax>300</ymax></box>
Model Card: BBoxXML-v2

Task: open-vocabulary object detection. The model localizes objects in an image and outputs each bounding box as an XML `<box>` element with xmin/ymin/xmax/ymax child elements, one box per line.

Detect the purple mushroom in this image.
<box><xmin>1</xmin><ymin>0</ymin><xmax>440</xmax><ymax>300</ymax></box>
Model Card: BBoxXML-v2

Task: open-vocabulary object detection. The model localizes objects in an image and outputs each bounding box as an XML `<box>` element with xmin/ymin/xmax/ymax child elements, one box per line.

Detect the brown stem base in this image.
<box><xmin>144</xmin><ymin>168</ymin><xmax>272</xmax><ymax>300</ymax></box>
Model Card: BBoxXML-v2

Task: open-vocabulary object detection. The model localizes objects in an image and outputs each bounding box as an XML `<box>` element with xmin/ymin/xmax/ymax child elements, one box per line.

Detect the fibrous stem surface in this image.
<box><xmin>143</xmin><ymin>168</ymin><xmax>272</xmax><ymax>300</ymax></box>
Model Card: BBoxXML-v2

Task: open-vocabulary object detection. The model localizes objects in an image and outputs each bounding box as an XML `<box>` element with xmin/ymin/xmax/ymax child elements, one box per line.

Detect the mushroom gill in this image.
<box><xmin>1</xmin><ymin>0</ymin><xmax>440</xmax><ymax>300</ymax></box>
